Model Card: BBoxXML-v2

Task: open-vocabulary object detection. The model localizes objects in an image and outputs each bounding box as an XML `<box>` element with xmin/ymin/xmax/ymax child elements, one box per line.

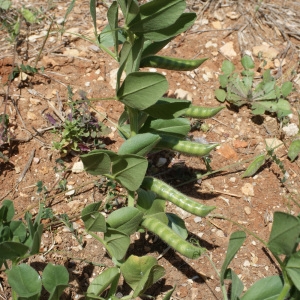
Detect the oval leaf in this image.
<box><xmin>117</xmin><ymin>72</ymin><xmax>168</xmax><ymax>110</ymax></box>
<box><xmin>81</xmin><ymin>151</ymin><xmax>111</xmax><ymax>176</ymax></box>
<box><xmin>215</xmin><ymin>89</ymin><xmax>227</xmax><ymax>102</ymax></box>
<box><xmin>288</xmin><ymin>139</ymin><xmax>300</xmax><ymax>162</ymax></box>
<box><xmin>118</xmin><ymin>133</ymin><xmax>161</xmax><ymax>156</ymax></box>
<box><xmin>241</xmin><ymin>275</ymin><xmax>284</xmax><ymax>300</ymax></box>
<box><xmin>106</xmin><ymin>207</ymin><xmax>144</xmax><ymax>236</ymax></box>
<box><xmin>242</xmin><ymin>154</ymin><xmax>266</xmax><ymax>178</ymax></box>
<box><xmin>7</xmin><ymin>264</ymin><xmax>42</xmax><ymax>298</ymax></box>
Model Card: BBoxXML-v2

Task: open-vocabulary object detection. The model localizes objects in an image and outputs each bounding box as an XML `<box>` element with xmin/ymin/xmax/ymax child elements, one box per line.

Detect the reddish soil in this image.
<box><xmin>0</xmin><ymin>0</ymin><xmax>300</xmax><ymax>299</ymax></box>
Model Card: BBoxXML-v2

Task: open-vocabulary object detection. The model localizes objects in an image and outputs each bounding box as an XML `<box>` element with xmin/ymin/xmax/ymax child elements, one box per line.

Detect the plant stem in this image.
<box><xmin>128</xmin><ymin>107</ymin><xmax>139</xmax><ymax>137</ymax></box>
<box><xmin>276</xmin><ymin>281</ymin><xmax>291</xmax><ymax>300</ymax></box>
<box><xmin>127</xmin><ymin>190</ymin><xmax>135</xmax><ymax>207</ymax></box>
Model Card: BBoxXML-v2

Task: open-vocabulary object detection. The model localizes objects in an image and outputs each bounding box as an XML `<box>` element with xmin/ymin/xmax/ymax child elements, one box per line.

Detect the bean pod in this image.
<box><xmin>142</xmin><ymin>177</ymin><xmax>215</xmax><ymax>217</ymax></box>
<box><xmin>156</xmin><ymin>134</ymin><xmax>218</xmax><ymax>157</ymax></box>
<box><xmin>142</xmin><ymin>217</ymin><xmax>205</xmax><ymax>259</ymax></box>
<box><xmin>182</xmin><ymin>105</ymin><xmax>225</xmax><ymax>119</ymax></box>
<box><xmin>140</xmin><ymin>55</ymin><xmax>207</xmax><ymax>71</ymax></box>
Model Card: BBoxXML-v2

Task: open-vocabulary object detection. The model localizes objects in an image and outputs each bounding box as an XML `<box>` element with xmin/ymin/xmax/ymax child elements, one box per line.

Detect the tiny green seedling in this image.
<box><xmin>215</xmin><ymin>55</ymin><xmax>293</xmax><ymax>119</ymax></box>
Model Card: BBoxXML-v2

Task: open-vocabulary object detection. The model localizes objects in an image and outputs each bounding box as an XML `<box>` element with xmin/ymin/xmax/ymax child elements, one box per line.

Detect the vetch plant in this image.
<box><xmin>78</xmin><ymin>0</ymin><xmax>224</xmax><ymax>297</ymax></box>
<box><xmin>215</xmin><ymin>55</ymin><xmax>293</xmax><ymax>120</ymax></box>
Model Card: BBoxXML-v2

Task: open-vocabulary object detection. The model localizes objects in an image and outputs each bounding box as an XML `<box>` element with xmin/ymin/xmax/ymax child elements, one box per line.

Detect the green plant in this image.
<box><xmin>242</xmin><ymin>142</ymin><xmax>288</xmax><ymax>182</ymax></box>
<box><xmin>219</xmin><ymin>212</ymin><xmax>300</xmax><ymax>299</ymax></box>
<box><xmin>0</xmin><ymin>200</ymin><xmax>69</xmax><ymax>299</ymax></box>
<box><xmin>77</xmin><ymin>0</ymin><xmax>224</xmax><ymax>298</ymax></box>
<box><xmin>215</xmin><ymin>55</ymin><xmax>293</xmax><ymax>119</ymax></box>
<box><xmin>51</xmin><ymin>87</ymin><xmax>111</xmax><ymax>155</ymax></box>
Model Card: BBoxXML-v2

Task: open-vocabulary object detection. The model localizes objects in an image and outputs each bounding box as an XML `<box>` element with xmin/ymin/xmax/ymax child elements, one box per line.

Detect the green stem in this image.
<box><xmin>276</xmin><ymin>280</ymin><xmax>291</xmax><ymax>300</ymax></box>
<box><xmin>128</xmin><ymin>107</ymin><xmax>139</xmax><ymax>137</ymax></box>
<box><xmin>127</xmin><ymin>190</ymin><xmax>135</xmax><ymax>207</ymax></box>
<box><xmin>205</xmin><ymin>254</ymin><xmax>228</xmax><ymax>300</ymax></box>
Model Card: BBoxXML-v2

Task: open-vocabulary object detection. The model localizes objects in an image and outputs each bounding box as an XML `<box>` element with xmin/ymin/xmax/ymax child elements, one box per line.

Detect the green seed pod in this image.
<box><xmin>142</xmin><ymin>177</ymin><xmax>215</xmax><ymax>217</ymax></box>
<box><xmin>183</xmin><ymin>105</ymin><xmax>225</xmax><ymax>119</ymax></box>
<box><xmin>142</xmin><ymin>217</ymin><xmax>205</xmax><ymax>259</ymax></box>
<box><xmin>156</xmin><ymin>134</ymin><xmax>218</xmax><ymax>157</ymax></box>
<box><xmin>140</xmin><ymin>55</ymin><xmax>207</xmax><ymax>71</ymax></box>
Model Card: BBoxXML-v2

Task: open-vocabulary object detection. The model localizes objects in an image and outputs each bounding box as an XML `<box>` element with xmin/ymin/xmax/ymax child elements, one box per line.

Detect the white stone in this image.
<box><xmin>282</xmin><ymin>123</ymin><xmax>299</xmax><ymax>137</ymax></box>
<box><xmin>72</xmin><ymin>161</ymin><xmax>84</xmax><ymax>173</ymax></box>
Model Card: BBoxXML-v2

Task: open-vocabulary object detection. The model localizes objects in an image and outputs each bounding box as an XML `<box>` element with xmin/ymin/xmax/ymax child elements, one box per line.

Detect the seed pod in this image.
<box><xmin>142</xmin><ymin>177</ymin><xmax>215</xmax><ymax>217</ymax></box>
<box><xmin>140</xmin><ymin>55</ymin><xmax>207</xmax><ymax>71</ymax></box>
<box><xmin>156</xmin><ymin>134</ymin><xmax>218</xmax><ymax>157</ymax></box>
<box><xmin>183</xmin><ymin>105</ymin><xmax>225</xmax><ymax>119</ymax></box>
<box><xmin>142</xmin><ymin>217</ymin><xmax>205</xmax><ymax>259</ymax></box>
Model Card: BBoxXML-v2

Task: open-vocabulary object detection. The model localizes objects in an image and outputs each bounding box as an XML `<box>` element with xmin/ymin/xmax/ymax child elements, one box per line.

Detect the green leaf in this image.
<box><xmin>281</xmin><ymin>81</ymin><xmax>293</xmax><ymax>97</ymax></box>
<box><xmin>0</xmin><ymin>0</ymin><xmax>11</xmax><ymax>10</ymax></box>
<box><xmin>106</xmin><ymin>207</ymin><xmax>144</xmax><ymax>235</ymax></box>
<box><xmin>241</xmin><ymin>275</ymin><xmax>284</xmax><ymax>300</ymax></box>
<box><xmin>112</xmin><ymin>154</ymin><xmax>148</xmax><ymax>191</ymax></box>
<box><xmin>242</xmin><ymin>154</ymin><xmax>266</xmax><ymax>178</ymax></box>
<box><xmin>117</xmin><ymin>0</ymin><xmax>139</xmax><ymax>25</ymax></box>
<box><xmin>0</xmin><ymin>241</ymin><xmax>29</xmax><ymax>260</ymax></box>
<box><xmin>219</xmin><ymin>74</ymin><xmax>229</xmax><ymax>88</ymax></box>
<box><xmin>81</xmin><ymin>203</ymin><xmax>106</xmax><ymax>232</ymax></box>
<box><xmin>104</xmin><ymin>228</ymin><xmax>130</xmax><ymax>260</ymax></box>
<box><xmin>162</xmin><ymin>286</ymin><xmax>176</xmax><ymax>300</ymax></box>
<box><xmin>118</xmin><ymin>133</ymin><xmax>161</xmax><ymax>156</ymax></box>
<box><xmin>21</xmin><ymin>8</ymin><xmax>37</xmax><ymax>24</ymax></box>
<box><xmin>215</xmin><ymin>89</ymin><xmax>227</xmax><ymax>102</ymax></box>
<box><xmin>144</xmin><ymin>118</ymin><xmax>190</xmax><ymax>136</ymax></box>
<box><xmin>42</xmin><ymin>263</ymin><xmax>69</xmax><ymax>300</ymax></box>
<box><xmin>117</xmin><ymin>72</ymin><xmax>168</xmax><ymax>110</ymax></box>
<box><xmin>107</xmin><ymin>1</ymin><xmax>118</xmax><ymax>56</ymax></box>
<box><xmin>90</xmin><ymin>0</ymin><xmax>97</xmax><ymax>36</ymax></box>
<box><xmin>136</xmin><ymin>189</ymin><xmax>166</xmax><ymax>215</ymax></box>
<box><xmin>81</xmin><ymin>151</ymin><xmax>111</xmax><ymax>176</ymax></box>
<box><xmin>288</xmin><ymin>139</ymin><xmax>300</xmax><ymax>162</ymax></box>
<box><xmin>30</xmin><ymin>224</ymin><xmax>43</xmax><ymax>255</ymax></box>
<box><xmin>143</xmin><ymin>13</ymin><xmax>196</xmax><ymax>42</ymax></box>
<box><xmin>10</xmin><ymin>221</ymin><xmax>27</xmax><ymax>243</ymax></box>
<box><xmin>7</xmin><ymin>264</ymin><xmax>42</xmax><ymax>298</ymax></box>
<box><xmin>166</xmin><ymin>213</ymin><xmax>188</xmax><ymax>239</ymax></box>
<box><xmin>267</xmin><ymin>212</ymin><xmax>300</xmax><ymax>256</ymax></box>
<box><xmin>142</xmin><ymin>38</ymin><xmax>173</xmax><ymax>58</ymax></box>
<box><xmin>87</xmin><ymin>267</ymin><xmax>120</xmax><ymax>297</ymax></box>
<box><xmin>128</xmin><ymin>0</ymin><xmax>186</xmax><ymax>33</ymax></box>
<box><xmin>120</xmin><ymin>255</ymin><xmax>165</xmax><ymax>297</ymax></box>
<box><xmin>0</xmin><ymin>199</ymin><xmax>14</xmax><ymax>222</ymax></box>
<box><xmin>241</xmin><ymin>55</ymin><xmax>255</xmax><ymax>70</ymax></box>
<box><xmin>144</xmin><ymin>97</ymin><xmax>191</xmax><ymax>119</ymax></box>
<box><xmin>286</xmin><ymin>251</ymin><xmax>300</xmax><ymax>290</ymax></box>
<box><xmin>224</xmin><ymin>268</ymin><xmax>244</xmax><ymax>300</ymax></box>
<box><xmin>221</xmin><ymin>60</ymin><xmax>235</xmax><ymax>75</ymax></box>
<box><xmin>220</xmin><ymin>231</ymin><xmax>246</xmax><ymax>285</ymax></box>
<box><xmin>98</xmin><ymin>24</ymin><xmax>126</xmax><ymax>48</ymax></box>
<box><xmin>124</xmin><ymin>36</ymin><xmax>144</xmax><ymax>74</ymax></box>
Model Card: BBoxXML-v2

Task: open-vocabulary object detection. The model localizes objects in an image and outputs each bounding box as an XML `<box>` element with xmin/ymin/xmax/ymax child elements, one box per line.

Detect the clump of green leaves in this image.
<box><xmin>52</xmin><ymin>89</ymin><xmax>111</xmax><ymax>155</ymax></box>
<box><xmin>219</xmin><ymin>212</ymin><xmax>300</xmax><ymax>300</ymax></box>
<box><xmin>215</xmin><ymin>55</ymin><xmax>293</xmax><ymax>119</ymax></box>
<box><xmin>0</xmin><ymin>200</ymin><xmax>69</xmax><ymax>299</ymax></box>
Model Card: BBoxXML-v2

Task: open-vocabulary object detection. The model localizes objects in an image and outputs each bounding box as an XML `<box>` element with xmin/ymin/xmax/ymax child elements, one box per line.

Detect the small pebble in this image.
<box><xmin>194</xmin><ymin>216</ymin><xmax>202</xmax><ymax>223</ymax></box>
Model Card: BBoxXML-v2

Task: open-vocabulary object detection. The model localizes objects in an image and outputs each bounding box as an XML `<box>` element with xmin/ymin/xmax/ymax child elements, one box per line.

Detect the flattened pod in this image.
<box><xmin>157</xmin><ymin>134</ymin><xmax>218</xmax><ymax>157</ymax></box>
<box><xmin>140</xmin><ymin>55</ymin><xmax>207</xmax><ymax>71</ymax></box>
<box><xmin>142</xmin><ymin>177</ymin><xmax>215</xmax><ymax>217</ymax></box>
<box><xmin>183</xmin><ymin>105</ymin><xmax>225</xmax><ymax>119</ymax></box>
<box><xmin>142</xmin><ymin>217</ymin><xmax>205</xmax><ymax>259</ymax></box>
